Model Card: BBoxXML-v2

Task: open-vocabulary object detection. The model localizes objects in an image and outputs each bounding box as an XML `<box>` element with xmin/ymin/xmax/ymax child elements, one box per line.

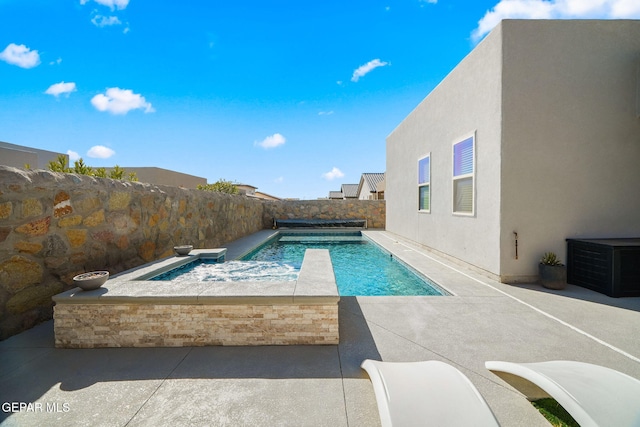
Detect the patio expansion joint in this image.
<box><xmin>335</xmin><ymin>345</ymin><xmax>351</xmax><ymax>427</ymax></box>
<box><xmin>375</xmin><ymin>232</ymin><xmax>640</xmax><ymax>365</ymax></box>
<box><xmin>351</xmin><ymin>304</ymin><xmax>511</xmax><ymax>392</ymax></box>
<box><xmin>122</xmin><ymin>347</ymin><xmax>194</xmax><ymax>427</ymax></box>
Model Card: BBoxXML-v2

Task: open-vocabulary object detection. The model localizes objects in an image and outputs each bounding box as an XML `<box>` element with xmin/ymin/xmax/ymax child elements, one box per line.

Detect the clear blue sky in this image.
<box><xmin>2</xmin><ymin>1</ymin><xmax>638</xmax><ymax>199</ymax></box>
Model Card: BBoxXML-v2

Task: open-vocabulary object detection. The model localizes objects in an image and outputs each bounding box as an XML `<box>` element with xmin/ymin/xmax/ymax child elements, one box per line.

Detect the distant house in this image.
<box><xmin>111</xmin><ymin>167</ymin><xmax>206</xmax><ymax>189</ymax></box>
<box><xmin>341</xmin><ymin>184</ymin><xmax>359</xmax><ymax>199</ymax></box>
<box><xmin>0</xmin><ymin>141</ymin><xmax>66</xmax><ymax>169</ymax></box>
<box><xmin>357</xmin><ymin>173</ymin><xmax>385</xmax><ymax>200</ymax></box>
<box><xmin>237</xmin><ymin>184</ymin><xmax>281</xmax><ymax>201</ymax></box>
<box><xmin>327</xmin><ymin>184</ymin><xmax>358</xmax><ymax>200</ymax></box>
<box><xmin>386</xmin><ymin>20</ymin><xmax>640</xmax><ymax>283</ymax></box>
<box><xmin>0</xmin><ymin>142</ymin><xmax>208</xmax><ymax>189</ymax></box>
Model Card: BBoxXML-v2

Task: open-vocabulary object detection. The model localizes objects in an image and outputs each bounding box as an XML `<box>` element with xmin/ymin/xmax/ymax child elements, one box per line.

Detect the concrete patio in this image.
<box><xmin>1</xmin><ymin>230</ymin><xmax>639</xmax><ymax>426</ymax></box>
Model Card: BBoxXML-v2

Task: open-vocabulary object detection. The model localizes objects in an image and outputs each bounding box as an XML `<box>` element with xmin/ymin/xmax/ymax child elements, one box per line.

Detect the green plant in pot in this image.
<box><xmin>539</xmin><ymin>252</ymin><xmax>567</xmax><ymax>290</ymax></box>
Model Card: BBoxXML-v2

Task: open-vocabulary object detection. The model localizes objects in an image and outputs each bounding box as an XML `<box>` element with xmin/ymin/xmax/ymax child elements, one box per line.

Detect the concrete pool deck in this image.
<box><xmin>1</xmin><ymin>229</ymin><xmax>639</xmax><ymax>426</ymax></box>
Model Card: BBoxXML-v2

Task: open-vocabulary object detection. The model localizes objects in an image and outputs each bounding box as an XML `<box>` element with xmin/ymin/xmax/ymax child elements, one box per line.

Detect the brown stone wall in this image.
<box><xmin>0</xmin><ymin>166</ymin><xmax>385</xmax><ymax>340</ymax></box>
<box><xmin>0</xmin><ymin>167</ymin><xmax>265</xmax><ymax>339</ymax></box>
<box><xmin>263</xmin><ymin>199</ymin><xmax>386</xmax><ymax>229</ymax></box>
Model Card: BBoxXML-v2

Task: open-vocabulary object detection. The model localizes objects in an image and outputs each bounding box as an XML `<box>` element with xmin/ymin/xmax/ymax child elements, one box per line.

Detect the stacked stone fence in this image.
<box><xmin>0</xmin><ymin>166</ymin><xmax>385</xmax><ymax>339</ymax></box>
<box><xmin>262</xmin><ymin>199</ymin><xmax>385</xmax><ymax>230</ymax></box>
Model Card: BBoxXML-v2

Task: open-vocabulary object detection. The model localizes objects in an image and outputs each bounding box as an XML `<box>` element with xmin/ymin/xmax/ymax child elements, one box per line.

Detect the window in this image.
<box><xmin>452</xmin><ymin>135</ymin><xmax>475</xmax><ymax>215</ymax></box>
<box><xmin>418</xmin><ymin>154</ymin><xmax>430</xmax><ymax>212</ymax></box>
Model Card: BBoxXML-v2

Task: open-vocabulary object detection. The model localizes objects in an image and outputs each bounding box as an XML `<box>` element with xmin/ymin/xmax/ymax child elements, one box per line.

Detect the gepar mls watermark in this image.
<box><xmin>2</xmin><ymin>402</ymin><xmax>70</xmax><ymax>413</ymax></box>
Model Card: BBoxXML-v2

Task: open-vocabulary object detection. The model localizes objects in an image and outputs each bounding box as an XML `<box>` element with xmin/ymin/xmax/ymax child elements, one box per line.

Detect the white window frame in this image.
<box><xmin>452</xmin><ymin>132</ymin><xmax>475</xmax><ymax>216</ymax></box>
<box><xmin>418</xmin><ymin>153</ymin><xmax>431</xmax><ymax>213</ymax></box>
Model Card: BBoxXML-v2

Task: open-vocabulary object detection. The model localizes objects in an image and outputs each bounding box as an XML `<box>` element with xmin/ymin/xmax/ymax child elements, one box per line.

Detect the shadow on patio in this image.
<box><xmin>0</xmin><ymin>297</ymin><xmax>381</xmax><ymax>425</ymax></box>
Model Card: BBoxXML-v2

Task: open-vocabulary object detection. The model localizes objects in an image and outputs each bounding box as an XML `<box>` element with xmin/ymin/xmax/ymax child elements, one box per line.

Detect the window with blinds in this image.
<box><xmin>452</xmin><ymin>135</ymin><xmax>474</xmax><ymax>215</ymax></box>
<box><xmin>418</xmin><ymin>154</ymin><xmax>430</xmax><ymax>212</ymax></box>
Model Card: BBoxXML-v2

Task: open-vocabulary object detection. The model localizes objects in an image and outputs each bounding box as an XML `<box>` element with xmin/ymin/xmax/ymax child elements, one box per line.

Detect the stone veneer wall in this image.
<box><xmin>263</xmin><ymin>199</ymin><xmax>385</xmax><ymax>229</ymax></box>
<box><xmin>0</xmin><ymin>166</ymin><xmax>385</xmax><ymax>340</ymax></box>
<box><xmin>54</xmin><ymin>303</ymin><xmax>339</xmax><ymax>348</ymax></box>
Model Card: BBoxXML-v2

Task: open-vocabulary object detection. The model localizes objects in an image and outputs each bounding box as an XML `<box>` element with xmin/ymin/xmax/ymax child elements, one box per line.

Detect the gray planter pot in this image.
<box><xmin>539</xmin><ymin>264</ymin><xmax>566</xmax><ymax>290</ymax></box>
<box><xmin>73</xmin><ymin>271</ymin><xmax>109</xmax><ymax>291</ymax></box>
<box><xmin>174</xmin><ymin>245</ymin><xmax>193</xmax><ymax>256</ymax></box>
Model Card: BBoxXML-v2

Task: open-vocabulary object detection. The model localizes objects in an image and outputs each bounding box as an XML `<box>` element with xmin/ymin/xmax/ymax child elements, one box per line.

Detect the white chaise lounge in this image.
<box><xmin>361</xmin><ymin>359</ymin><xmax>500</xmax><ymax>427</ymax></box>
<box><xmin>485</xmin><ymin>360</ymin><xmax>640</xmax><ymax>427</ymax></box>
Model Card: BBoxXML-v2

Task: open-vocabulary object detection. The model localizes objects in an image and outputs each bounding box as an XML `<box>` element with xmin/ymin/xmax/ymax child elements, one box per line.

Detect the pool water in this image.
<box><xmin>242</xmin><ymin>233</ymin><xmax>444</xmax><ymax>296</ymax></box>
<box><xmin>150</xmin><ymin>259</ymin><xmax>298</xmax><ymax>282</ymax></box>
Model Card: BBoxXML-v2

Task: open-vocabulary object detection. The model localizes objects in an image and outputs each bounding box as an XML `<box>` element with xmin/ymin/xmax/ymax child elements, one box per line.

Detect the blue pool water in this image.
<box><xmin>242</xmin><ymin>233</ymin><xmax>444</xmax><ymax>296</ymax></box>
<box><xmin>151</xmin><ymin>232</ymin><xmax>445</xmax><ymax>296</ymax></box>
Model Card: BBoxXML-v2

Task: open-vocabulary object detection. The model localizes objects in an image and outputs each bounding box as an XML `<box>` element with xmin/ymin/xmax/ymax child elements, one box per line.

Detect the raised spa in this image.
<box><xmin>52</xmin><ymin>247</ymin><xmax>339</xmax><ymax>348</ymax></box>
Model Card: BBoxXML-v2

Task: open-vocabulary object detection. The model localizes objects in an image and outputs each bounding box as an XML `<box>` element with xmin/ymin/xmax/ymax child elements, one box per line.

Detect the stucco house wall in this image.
<box><xmin>0</xmin><ymin>141</ymin><xmax>66</xmax><ymax>170</ymax></box>
<box><xmin>108</xmin><ymin>167</ymin><xmax>207</xmax><ymax>189</ymax></box>
<box><xmin>386</xmin><ymin>22</ymin><xmax>503</xmax><ymax>278</ymax></box>
<box><xmin>386</xmin><ymin>19</ymin><xmax>640</xmax><ymax>283</ymax></box>
<box><xmin>499</xmin><ymin>19</ymin><xmax>640</xmax><ymax>282</ymax></box>
<box><xmin>357</xmin><ymin>180</ymin><xmax>373</xmax><ymax>200</ymax></box>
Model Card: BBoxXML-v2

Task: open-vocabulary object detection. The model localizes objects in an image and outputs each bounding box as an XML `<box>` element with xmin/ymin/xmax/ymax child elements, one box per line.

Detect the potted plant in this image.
<box><xmin>539</xmin><ymin>252</ymin><xmax>566</xmax><ymax>290</ymax></box>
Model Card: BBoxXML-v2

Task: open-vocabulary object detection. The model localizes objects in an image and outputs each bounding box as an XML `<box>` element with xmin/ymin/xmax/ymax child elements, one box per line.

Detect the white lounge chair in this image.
<box><xmin>485</xmin><ymin>360</ymin><xmax>640</xmax><ymax>427</ymax></box>
<box><xmin>361</xmin><ymin>359</ymin><xmax>500</xmax><ymax>427</ymax></box>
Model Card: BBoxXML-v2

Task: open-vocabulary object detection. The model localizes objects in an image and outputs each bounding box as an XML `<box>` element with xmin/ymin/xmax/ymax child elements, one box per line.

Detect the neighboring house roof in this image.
<box><xmin>341</xmin><ymin>184</ymin><xmax>359</xmax><ymax>198</ymax></box>
<box><xmin>357</xmin><ymin>173</ymin><xmax>385</xmax><ymax>196</ymax></box>
<box><xmin>238</xmin><ymin>183</ymin><xmax>281</xmax><ymax>200</ymax></box>
<box><xmin>237</xmin><ymin>183</ymin><xmax>257</xmax><ymax>191</ymax></box>
<box><xmin>253</xmin><ymin>191</ymin><xmax>281</xmax><ymax>201</ymax></box>
<box><xmin>329</xmin><ymin>191</ymin><xmax>344</xmax><ymax>199</ymax></box>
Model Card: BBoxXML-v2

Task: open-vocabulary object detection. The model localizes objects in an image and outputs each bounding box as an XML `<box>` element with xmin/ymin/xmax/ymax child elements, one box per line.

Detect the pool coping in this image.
<box><xmin>52</xmin><ymin>247</ymin><xmax>339</xmax><ymax>306</ymax></box>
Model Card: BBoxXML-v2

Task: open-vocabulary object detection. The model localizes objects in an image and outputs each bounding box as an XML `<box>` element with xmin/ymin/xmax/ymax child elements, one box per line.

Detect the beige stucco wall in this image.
<box><xmin>108</xmin><ymin>167</ymin><xmax>207</xmax><ymax>189</ymax></box>
<box><xmin>500</xmin><ymin>20</ymin><xmax>640</xmax><ymax>281</ymax></box>
<box><xmin>0</xmin><ymin>141</ymin><xmax>66</xmax><ymax>170</ymax></box>
<box><xmin>386</xmin><ymin>22</ymin><xmax>503</xmax><ymax>278</ymax></box>
<box><xmin>387</xmin><ymin>19</ymin><xmax>640</xmax><ymax>283</ymax></box>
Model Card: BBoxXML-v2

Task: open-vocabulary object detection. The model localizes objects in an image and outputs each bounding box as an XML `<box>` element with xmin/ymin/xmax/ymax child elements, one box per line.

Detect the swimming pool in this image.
<box><xmin>242</xmin><ymin>232</ymin><xmax>445</xmax><ymax>296</ymax></box>
<box><xmin>151</xmin><ymin>231</ymin><xmax>445</xmax><ymax>296</ymax></box>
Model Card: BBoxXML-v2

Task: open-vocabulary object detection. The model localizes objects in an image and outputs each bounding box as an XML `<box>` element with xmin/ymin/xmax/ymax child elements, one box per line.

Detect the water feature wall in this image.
<box><xmin>0</xmin><ymin>166</ymin><xmax>385</xmax><ymax>339</ymax></box>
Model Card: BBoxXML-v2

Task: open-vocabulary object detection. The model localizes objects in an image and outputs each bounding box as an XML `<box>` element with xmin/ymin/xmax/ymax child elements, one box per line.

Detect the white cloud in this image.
<box><xmin>351</xmin><ymin>59</ymin><xmax>389</xmax><ymax>82</ymax></box>
<box><xmin>81</xmin><ymin>0</ymin><xmax>129</xmax><ymax>10</ymax></box>
<box><xmin>49</xmin><ymin>57</ymin><xmax>63</xmax><ymax>65</ymax></box>
<box><xmin>322</xmin><ymin>167</ymin><xmax>345</xmax><ymax>181</ymax></box>
<box><xmin>610</xmin><ymin>0</ymin><xmax>640</xmax><ymax>16</ymax></box>
<box><xmin>91</xmin><ymin>14</ymin><xmax>122</xmax><ymax>27</ymax></box>
<box><xmin>91</xmin><ymin>87</ymin><xmax>155</xmax><ymax>115</ymax></box>
<box><xmin>472</xmin><ymin>0</ymin><xmax>640</xmax><ymax>42</ymax></box>
<box><xmin>67</xmin><ymin>150</ymin><xmax>81</xmax><ymax>161</ymax></box>
<box><xmin>274</xmin><ymin>176</ymin><xmax>284</xmax><ymax>183</ymax></box>
<box><xmin>87</xmin><ymin>145</ymin><xmax>116</xmax><ymax>159</ymax></box>
<box><xmin>318</xmin><ymin>111</ymin><xmax>334</xmax><ymax>115</ymax></box>
<box><xmin>45</xmin><ymin>82</ymin><xmax>77</xmax><ymax>97</ymax></box>
<box><xmin>256</xmin><ymin>133</ymin><xmax>286</xmax><ymax>149</ymax></box>
<box><xmin>0</xmin><ymin>43</ymin><xmax>40</xmax><ymax>69</ymax></box>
